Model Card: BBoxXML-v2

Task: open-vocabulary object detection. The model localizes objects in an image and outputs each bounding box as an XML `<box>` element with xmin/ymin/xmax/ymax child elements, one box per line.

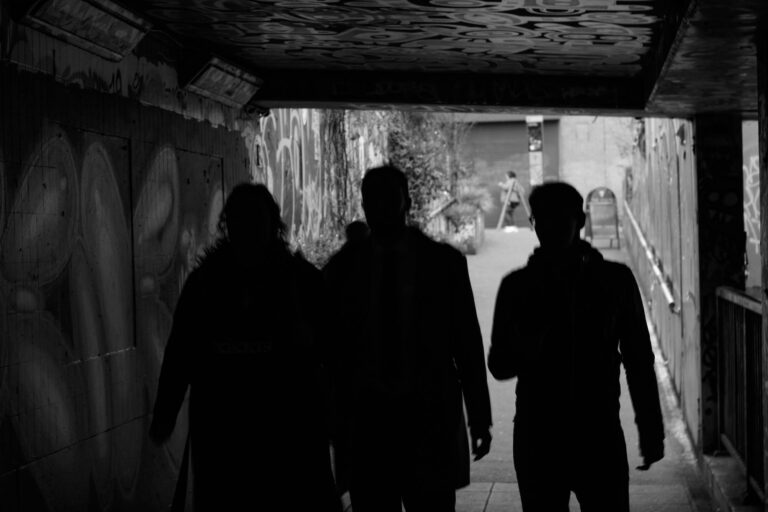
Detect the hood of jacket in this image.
<box><xmin>526</xmin><ymin>239</ymin><xmax>604</xmax><ymax>275</ymax></box>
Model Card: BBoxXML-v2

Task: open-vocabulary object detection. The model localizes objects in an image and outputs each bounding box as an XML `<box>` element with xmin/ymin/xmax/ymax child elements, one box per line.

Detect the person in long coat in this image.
<box><xmin>488</xmin><ymin>181</ymin><xmax>664</xmax><ymax>512</ymax></box>
<box><xmin>149</xmin><ymin>183</ymin><xmax>340</xmax><ymax>511</ymax></box>
<box><xmin>324</xmin><ymin>165</ymin><xmax>493</xmax><ymax>512</ymax></box>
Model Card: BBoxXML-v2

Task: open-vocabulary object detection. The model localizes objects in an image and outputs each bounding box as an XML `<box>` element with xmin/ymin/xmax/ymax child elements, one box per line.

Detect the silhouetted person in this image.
<box><xmin>487</xmin><ymin>181</ymin><xmax>664</xmax><ymax>512</ymax></box>
<box><xmin>344</xmin><ymin>219</ymin><xmax>370</xmax><ymax>244</ymax></box>
<box><xmin>149</xmin><ymin>183</ymin><xmax>340</xmax><ymax>511</ymax></box>
<box><xmin>324</xmin><ymin>165</ymin><xmax>492</xmax><ymax>512</ymax></box>
<box><xmin>498</xmin><ymin>170</ymin><xmax>525</xmax><ymax>227</ymax></box>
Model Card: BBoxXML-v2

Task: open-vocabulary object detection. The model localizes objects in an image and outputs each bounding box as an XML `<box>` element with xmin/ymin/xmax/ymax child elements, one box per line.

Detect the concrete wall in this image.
<box><xmin>624</xmin><ymin>118</ymin><xmax>702</xmax><ymax>448</ymax></box>
<box><xmin>743</xmin><ymin>120</ymin><xmax>760</xmax><ymax>291</ymax></box>
<box><xmin>0</xmin><ymin>11</ymin><xmax>346</xmax><ymax>511</ymax></box>
<box><xmin>559</xmin><ymin>116</ymin><xmax>634</xmax><ymax>221</ymax></box>
<box><xmin>463</xmin><ymin>120</ymin><xmax>559</xmax><ymax>227</ymax></box>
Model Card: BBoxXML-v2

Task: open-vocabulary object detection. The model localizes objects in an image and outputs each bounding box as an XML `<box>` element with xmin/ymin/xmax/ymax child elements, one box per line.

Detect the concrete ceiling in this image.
<box><xmin>67</xmin><ymin>1</ymin><xmax>768</xmax><ymax>114</ymax></box>
<box><xmin>139</xmin><ymin>0</ymin><xmax>661</xmax><ymax>77</ymax></box>
<box><xmin>646</xmin><ymin>0</ymin><xmax>761</xmax><ymax>115</ymax></box>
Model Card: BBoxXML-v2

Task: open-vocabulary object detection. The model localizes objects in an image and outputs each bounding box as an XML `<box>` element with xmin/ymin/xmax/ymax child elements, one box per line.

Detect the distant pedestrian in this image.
<box><xmin>488</xmin><ymin>181</ymin><xmax>664</xmax><ymax>512</ymax></box>
<box><xmin>150</xmin><ymin>183</ymin><xmax>341</xmax><ymax>511</ymax></box>
<box><xmin>498</xmin><ymin>170</ymin><xmax>526</xmax><ymax>227</ymax></box>
<box><xmin>324</xmin><ymin>165</ymin><xmax>493</xmax><ymax>512</ymax></box>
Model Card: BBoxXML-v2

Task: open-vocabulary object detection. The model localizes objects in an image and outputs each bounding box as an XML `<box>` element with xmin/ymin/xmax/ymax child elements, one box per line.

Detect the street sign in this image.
<box><xmin>585</xmin><ymin>187</ymin><xmax>620</xmax><ymax>248</ymax></box>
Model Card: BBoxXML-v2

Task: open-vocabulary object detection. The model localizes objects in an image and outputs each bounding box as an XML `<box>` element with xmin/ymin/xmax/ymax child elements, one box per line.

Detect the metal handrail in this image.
<box><xmin>716</xmin><ymin>286</ymin><xmax>765</xmax><ymax>500</ymax></box>
<box><xmin>716</xmin><ymin>286</ymin><xmax>761</xmax><ymax>314</ymax></box>
<box><xmin>623</xmin><ymin>201</ymin><xmax>679</xmax><ymax>313</ymax></box>
<box><xmin>427</xmin><ymin>197</ymin><xmax>457</xmax><ymax>220</ymax></box>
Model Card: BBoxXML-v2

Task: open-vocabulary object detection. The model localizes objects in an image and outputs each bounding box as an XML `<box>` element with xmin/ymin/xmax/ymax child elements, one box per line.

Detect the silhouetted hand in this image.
<box><xmin>636</xmin><ymin>444</ymin><xmax>664</xmax><ymax>470</ymax></box>
<box><xmin>471</xmin><ymin>427</ymin><xmax>492</xmax><ymax>461</ymax></box>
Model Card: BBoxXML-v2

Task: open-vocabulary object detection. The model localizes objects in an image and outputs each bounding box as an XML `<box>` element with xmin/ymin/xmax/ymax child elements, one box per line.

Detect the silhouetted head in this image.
<box><xmin>219</xmin><ymin>183</ymin><xmax>287</xmax><ymax>255</ymax></box>
<box><xmin>529</xmin><ymin>181</ymin><xmax>585</xmax><ymax>250</ymax></box>
<box><xmin>507</xmin><ymin>170</ymin><xmax>517</xmax><ymax>178</ymax></box>
<box><xmin>345</xmin><ymin>220</ymin><xmax>370</xmax><ymax>243</ymax></box>
<box><xmin>361</xmin><ymin>165</ymin><xmax>411</xmax><ymax>241</ymax></box>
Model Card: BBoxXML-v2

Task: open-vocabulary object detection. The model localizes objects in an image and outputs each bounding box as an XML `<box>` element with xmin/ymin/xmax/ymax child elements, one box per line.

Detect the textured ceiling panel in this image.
<box><xmin>647</xmin><ymin>1</ymin><xmax>759</xmax><ymax>115</ymax></box>
<box><xmin>140</xmin><ymin>0</ymin><xmax>661</xmax><ymax>77</ymax></box>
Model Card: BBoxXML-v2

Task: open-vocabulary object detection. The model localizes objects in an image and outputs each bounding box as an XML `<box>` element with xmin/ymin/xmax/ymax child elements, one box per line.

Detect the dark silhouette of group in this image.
<box><xmin>150</xmin><ymin>166</ymin><xmax>664</xmax><ymax>512</ymax></box>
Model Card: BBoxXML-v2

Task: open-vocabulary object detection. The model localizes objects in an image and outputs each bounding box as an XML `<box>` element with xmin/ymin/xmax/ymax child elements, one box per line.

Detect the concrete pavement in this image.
<box><xmin>457</xmin><ymin>228</ymin><xmax>714</xmax><ymax>512</ymax></box>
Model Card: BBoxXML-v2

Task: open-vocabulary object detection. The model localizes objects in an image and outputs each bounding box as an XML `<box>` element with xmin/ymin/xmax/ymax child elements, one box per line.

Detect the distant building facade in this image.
<box><xmin>460</xmin><ymin>115</ymin><xmax>634</xmax><ymax>229</ymax></box>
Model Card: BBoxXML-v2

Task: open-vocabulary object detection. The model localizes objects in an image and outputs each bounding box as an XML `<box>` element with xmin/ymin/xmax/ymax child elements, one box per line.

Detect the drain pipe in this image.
<box><xmin>623</xmin><ymin>201</ymin><xmax>679</xmax><ymax>314</ymax></box>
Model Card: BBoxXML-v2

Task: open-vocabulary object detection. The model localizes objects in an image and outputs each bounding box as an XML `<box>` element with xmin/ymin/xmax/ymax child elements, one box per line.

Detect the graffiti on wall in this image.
<box><xmin>742</xmin><ymin>120</ymin><xmax>760</xmax><ymax>289</ymax></box>
<box><xmin>625</xmin><ymin>117</ymin><xmax>701</xmax><ymax>447</ymax></box>
<box><xmin>0</xmin><ymin>121</ymin><xmax>233</xmax><ymax>510</ymax></box>
<box><xmin>243</xmin><ymin>108</ymin><xmax>388</xmax><ymax>242</ymax></box>
<box><xmin>245</xmin><ymin>109</ymin><xmax>324</xmax><ymax>239</ymax></box>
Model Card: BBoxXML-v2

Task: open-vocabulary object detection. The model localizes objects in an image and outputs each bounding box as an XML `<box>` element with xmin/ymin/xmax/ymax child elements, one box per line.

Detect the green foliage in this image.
<box><xmin>296</xmin><ymin>110</ymin><xmax>477</xmax><ymax>264</ymax></box>
<box><xmin>455</xmin><ymin>174</ymin><xmax>493</xmax><ymax>213</ymax></box>
<box><xmin>386</xmin><ymin>112</ymin><xmax>447</xmax><ymax>227</ymax></box>
<box><xmin>384</xmin><ymin>112</ymin><xmax>473</xmax><ymax>229</ymax></box>
<box><xmin>444</xmin><ymin>202</ymin><xmax>479</xmax><ymax>226</ymax></box>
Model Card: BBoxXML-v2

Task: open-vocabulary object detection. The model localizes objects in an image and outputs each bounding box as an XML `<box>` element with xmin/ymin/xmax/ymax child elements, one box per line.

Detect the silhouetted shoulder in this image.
<box><xmin>498</xmin><ymin>266</ymin><xmax>531</xmax><ymax>290</ymax></box>
<box><xmin>323</xmin><ymin>238</ymin><xmax>362</xmax><ymax>277</ymax></box>
<box><xmin>191</xmin><ymin>240</ymin><xmax>233</xmax><ymax>281</ymax></box>
<box><xmin>293</xmin><ymin>251</ymin><xmax>322</xmax><ymax>277</ymax></box>
<box><xmin>408</xmin><ymin>227</ymin><xmax>464</xmax><ymax>262</ymax></box>
<box><xmin>599</xmin><ymin>260</ymin><xmax>638</xmax><ymax>287</ymax></box>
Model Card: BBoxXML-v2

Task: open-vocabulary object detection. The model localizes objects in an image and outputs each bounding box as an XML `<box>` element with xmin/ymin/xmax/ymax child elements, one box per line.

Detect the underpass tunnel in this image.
<box><xmin>0</xmin><ymin>1</ymin><xmax>766</xmax><ymax>511</ymax></box>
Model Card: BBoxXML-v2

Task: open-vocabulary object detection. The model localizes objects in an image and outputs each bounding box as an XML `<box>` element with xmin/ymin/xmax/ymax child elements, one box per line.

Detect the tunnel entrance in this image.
<box><xmin>1</xmin><ymin>0</ymin><xmax>766</xmax><ymax>511</ymax></box>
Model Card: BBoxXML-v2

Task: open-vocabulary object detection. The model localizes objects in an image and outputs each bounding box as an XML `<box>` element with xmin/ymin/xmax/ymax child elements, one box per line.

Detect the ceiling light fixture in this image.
<box><xmin>22</xmin><ymin>0</ymin><xmax>151</xmax><ymax>61</ymax></box>
<box><xmin>184</xmin><ymin>57</ymin><xmax>263</xmax><ymax>109</ymax></box>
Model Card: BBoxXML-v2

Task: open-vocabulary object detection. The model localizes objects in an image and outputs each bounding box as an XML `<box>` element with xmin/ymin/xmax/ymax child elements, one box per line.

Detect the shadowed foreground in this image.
<box><xmin>458</xmin><ymin>228</ymin><xmax>712</xmax><ymax>512</ymax></box>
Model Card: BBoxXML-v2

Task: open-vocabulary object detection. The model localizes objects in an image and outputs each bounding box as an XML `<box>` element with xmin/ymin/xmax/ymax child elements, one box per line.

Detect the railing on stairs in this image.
<box><xmin>716</xmin><ymin>286</ymin><xmax>764</xmax><ymax>501</ymax></box>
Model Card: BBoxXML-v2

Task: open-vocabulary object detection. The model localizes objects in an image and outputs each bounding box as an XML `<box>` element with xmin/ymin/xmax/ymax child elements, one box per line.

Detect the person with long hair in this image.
<box><xmin>150</xmin><ymin>183</ymin><xmax>340</xmax><ymax>511</ymax></box>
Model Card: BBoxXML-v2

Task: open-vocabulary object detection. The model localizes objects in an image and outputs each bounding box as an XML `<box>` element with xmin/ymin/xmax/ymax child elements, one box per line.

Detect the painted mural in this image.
<box><xmin>0</xmin><ymin>123</ymin><xmax>228</xmax><ymax>510</ymax></box>
<box><xmin>0</xmin><ymin>55</ymin><xmax>386</xmax><ymax>508</ymax></box>
<box><xmin>248</xmin><ymin>108</ymin><xmax>324</xmax><ymax>240</ymax></box>
<box><xmin>0</xmin><ymin>63</ymin><xmax>277</xmax><ymax>511</ymax></box>
<box><xmin>242</xmin><ymin>108</ymin><xmax>388</xmax><ymax>244</ymax></box>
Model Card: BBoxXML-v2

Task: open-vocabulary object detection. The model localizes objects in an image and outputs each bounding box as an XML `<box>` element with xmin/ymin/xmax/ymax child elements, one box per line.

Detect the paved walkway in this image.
<box><xmin>457</xmin><ymin>229</ymin><xmax>714</xmax><ymax>512</ymax></box>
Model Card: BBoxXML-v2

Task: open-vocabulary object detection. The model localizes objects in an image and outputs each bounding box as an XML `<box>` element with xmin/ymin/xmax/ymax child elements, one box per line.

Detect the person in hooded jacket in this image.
<box><xmin>487</xmin><ymin>181</ymin><xmax>664</xmax><ymax>512</ymax></box>
<box><xmin>149</xmin><ymin>183</ymin><xmax>340</xmax><ymax>511</ymax></box>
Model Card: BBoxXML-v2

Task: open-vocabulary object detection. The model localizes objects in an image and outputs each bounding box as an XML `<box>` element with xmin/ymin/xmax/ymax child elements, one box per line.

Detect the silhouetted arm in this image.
<box><xmin>488</xmin><ymin>278</ymin><xmax>518</xmax><ymax>380</ymax></box>
<box><xmin>618</xmin><ymin>266</ymin><xmax>664</xmax><ymax>463</ymax></box>
<box><xmin>149</xmin><ymin>272</ymin><xmax>202</xmax><ymax>444</ymax></box>
<box><xmin>452</xmin><ymin>254</ymin><xmax>492</xmax><ymax>431</ymax></box>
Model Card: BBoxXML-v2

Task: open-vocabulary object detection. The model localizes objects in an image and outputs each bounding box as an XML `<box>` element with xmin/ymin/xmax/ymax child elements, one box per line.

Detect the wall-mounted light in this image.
<box><xmin>184</xmin><ymin>57</ymin><xmax>263</xmax><ymax>109</ymax></box>
<box><xmin>22</xmin><ymin>0</ymin><xmax>151</xmax><ymax>61</ymax></box>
